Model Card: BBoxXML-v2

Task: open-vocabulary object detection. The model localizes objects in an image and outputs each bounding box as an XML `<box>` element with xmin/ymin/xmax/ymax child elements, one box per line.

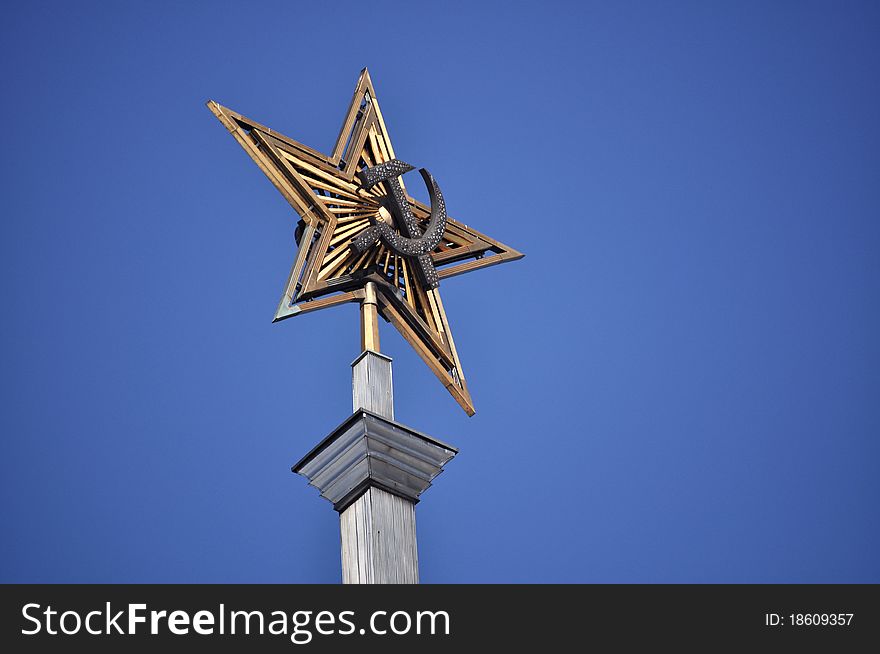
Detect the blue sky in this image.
<box><xmin>2</xmin><ymin>1</ymin><xmax>878</xmax><ymax>582</ymax></box>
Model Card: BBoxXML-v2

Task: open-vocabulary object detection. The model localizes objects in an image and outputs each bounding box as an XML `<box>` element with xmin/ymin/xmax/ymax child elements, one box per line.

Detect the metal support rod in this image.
<box><xmin>360</xmin><ymin>281</ymin><xmax>380</xmax><ymax>352</ymax></box>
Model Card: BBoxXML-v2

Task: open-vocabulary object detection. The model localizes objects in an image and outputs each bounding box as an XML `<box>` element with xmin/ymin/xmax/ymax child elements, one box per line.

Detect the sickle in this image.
<box><xmin>350</xmin><ymin>159</ymin><xmax>447</xmax><ymax>289</ymax></box>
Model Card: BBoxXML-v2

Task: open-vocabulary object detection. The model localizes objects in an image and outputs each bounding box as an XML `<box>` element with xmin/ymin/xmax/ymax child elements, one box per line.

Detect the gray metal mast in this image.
<box><xmin>293</xmin><ymin>282</ymin><xmax>457</xmax><ymax>583</ymax></box>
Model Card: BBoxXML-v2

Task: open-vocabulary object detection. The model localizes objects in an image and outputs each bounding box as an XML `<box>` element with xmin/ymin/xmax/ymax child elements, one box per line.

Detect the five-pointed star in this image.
<box><xmin>207</xmin><ymin>69</ymin><xmax>522</xmax><ymax>416</ymax></box>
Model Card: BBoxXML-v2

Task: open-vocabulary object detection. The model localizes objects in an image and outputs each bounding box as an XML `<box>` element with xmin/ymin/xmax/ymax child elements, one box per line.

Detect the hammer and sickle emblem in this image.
<box><xmin>350</xmin><ymin>159</ymin><xmax>447</xmax><ymax>289</ymax></box>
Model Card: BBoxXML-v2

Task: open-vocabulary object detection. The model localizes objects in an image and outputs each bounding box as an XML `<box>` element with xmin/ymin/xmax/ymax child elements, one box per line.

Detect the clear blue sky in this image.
<box><xmin>2</xmin><ymin>1</ymin><xmax>878</xmax><ymax>583</ymax></box>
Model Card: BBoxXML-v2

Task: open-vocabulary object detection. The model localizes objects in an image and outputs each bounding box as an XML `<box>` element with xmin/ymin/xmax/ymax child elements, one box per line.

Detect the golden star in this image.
<box><xmin>207</xmin><ymin>69</ymin><xmax>522</xmax><ymax>415</ymax></box>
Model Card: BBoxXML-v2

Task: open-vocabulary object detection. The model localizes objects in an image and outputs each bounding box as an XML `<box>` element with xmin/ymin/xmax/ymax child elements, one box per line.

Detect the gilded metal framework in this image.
<box><xmin>207</xmin><ymin>69</ymin><xmax>522</xmax><ymax>415</ymax></box>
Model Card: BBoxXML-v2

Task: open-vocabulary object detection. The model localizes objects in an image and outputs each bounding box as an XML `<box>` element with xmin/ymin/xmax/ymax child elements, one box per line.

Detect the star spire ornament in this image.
<box><xmin>207</xmin><ymin>69</ymin><xmax>522</xmax><ymax>416</ymax></box>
